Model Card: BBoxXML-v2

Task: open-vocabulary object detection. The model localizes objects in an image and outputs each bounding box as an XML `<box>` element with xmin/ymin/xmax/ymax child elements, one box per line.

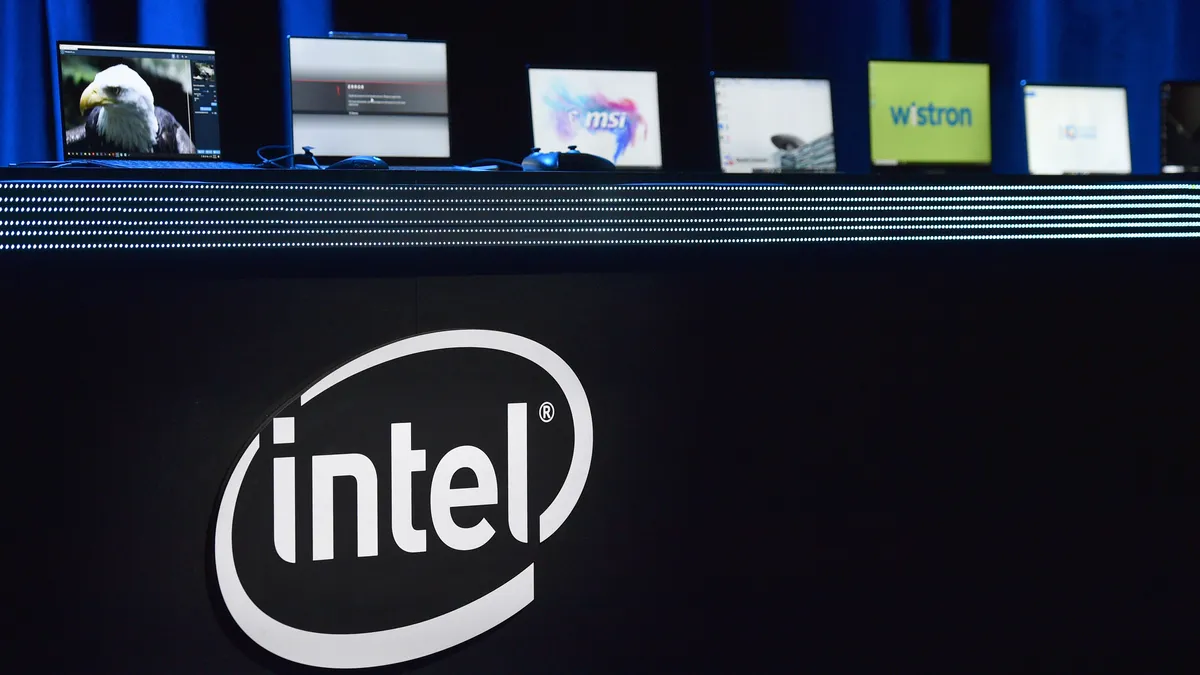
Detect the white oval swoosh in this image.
<box><xmin>214</xmin><ymin>330</ymin><xmax>593</xmax><ymax>669</ymax></box>
<box><xmin>300</xmin><ymin>329</ymin><xmax>593</xmax><ymax>542</ymax></box>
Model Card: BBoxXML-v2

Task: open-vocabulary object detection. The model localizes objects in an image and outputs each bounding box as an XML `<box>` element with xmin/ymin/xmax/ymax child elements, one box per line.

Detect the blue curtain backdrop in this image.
<box><xmin>4</xmin><ymin>0</ymin><xmax>1200</xmax><ymax>171</ymax></box>
<box><xmin>281</xmin><ymin>0</ymin><xmax>333</xmax><ymax>38</ymax></box>
<box><xmin>1</xmin><ymin>0</ymin><xmax>51</xmax><ymax>165</ymax></box>
<box><xmin>139</xmin><ymin>0</ymin><xmax>206</xmax><ymax>46</ymax></box>
<box><xmin>788</xmin><ymin>0</ymin><xmax>913</xmax><ymax>175</ymax></box>
<box><xmin>928</xmin><ymin>0</ymin><xmax>951</xmax><ymax>61</ymax></box>
<box><xmin>280</xmin><ymin>0</ymin><xmax>334</xmax><ymax>127</ymax></box>
<box><xmin>0</xmin><ymin>0</ymin><xmax>92</xmax><ymax>166</ymax></box>
<box><xmin>987</xmin><ymin>0</ymin><xmax>1200</xmax><ymax>173</ymax></box>
<box><xmin>787</xmin><ymin>0</ymin><xmax>1200</xmax><ymax>175</ymax></box>
<box><xmin>46</xmin><ymin>0</ymin><xmax>92</xmax><ymax>162</ymax></box>
<box><xmin>0</xmin><ymin>0</ymin><xmax>332</xmax><ymax>166</ymax></box>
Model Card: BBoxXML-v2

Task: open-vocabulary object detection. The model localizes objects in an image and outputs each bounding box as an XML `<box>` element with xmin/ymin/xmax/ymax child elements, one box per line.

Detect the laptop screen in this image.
<box><xmin>713</xmin><ymin>76</ymin><xmax>836</xmax><ymax>173</ymax></box>
<box><xmin>527</xmin><ymin>68</ymin><xmax>663</xmax><ymax>169</ymax></box>
<box><xmin>1023</xmin><ymin>84</ymin><xmax>1131</xmax><ymax>175</ymax></box>
<box><xmin>287</xmin><ymin>37</ymin><xmax>451</xmax><ymax>160</ymax></box>
<box><xmin>867</xmin><ymin>60</ymin><xmax>992</xmax><ymax>168</ymax></box>
<box><xmin>1161</xmin><ymin>81</ymin><xmax>1200</xmax><ymax>174</ymax></box>
<box><xmin>57</xmin><ymin>42</ymin><xmax>223</xmax><ymax>160</ymax></box>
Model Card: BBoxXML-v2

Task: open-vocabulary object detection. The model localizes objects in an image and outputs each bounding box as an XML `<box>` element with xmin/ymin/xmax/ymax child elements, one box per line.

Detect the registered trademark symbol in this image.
<box><xmin>538</xmin><ymin>402</ymin><xmax>555</xmax><ymax>423</ymax></box>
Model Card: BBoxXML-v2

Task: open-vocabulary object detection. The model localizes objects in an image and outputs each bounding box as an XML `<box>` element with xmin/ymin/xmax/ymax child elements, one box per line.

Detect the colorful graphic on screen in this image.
<box><xmin>529</xmin><ymin>68</ymin><xmax>663</xmax><ymax>168</ymax></box>
<box><xmin>543</xmin><ymin>82</ymin><xmax>647</xmax><ymax>163</ymax></box>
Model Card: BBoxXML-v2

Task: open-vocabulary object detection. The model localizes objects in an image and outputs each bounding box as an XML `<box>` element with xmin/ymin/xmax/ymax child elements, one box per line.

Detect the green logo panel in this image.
<box><xmin>869</xmin><ymin>61</ymin><xmax>992</xmax><ymax>165</ymax></box>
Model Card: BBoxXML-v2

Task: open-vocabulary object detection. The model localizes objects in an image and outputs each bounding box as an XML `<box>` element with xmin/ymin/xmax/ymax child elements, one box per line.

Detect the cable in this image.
<box><xmin>254</xmin><ymin>144</ymin><xmax>288</xmax><ymax>167</ymax></box>
<box><xmin>255</xmin><ymin>144</ymin><xmax>322</xmax><ymax>169</ymax></box>
<box><xmin>467</xmin><ymin>158</ymin><xmax>524</xmax><ymax>170</ymax></box>
<box><xmin>256</xmin><ymin>144</ymin><xmax>320</xmax><ymax>169</ymax></box>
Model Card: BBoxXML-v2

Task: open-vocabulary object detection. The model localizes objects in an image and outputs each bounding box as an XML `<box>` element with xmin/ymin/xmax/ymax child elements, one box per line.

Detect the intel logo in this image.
<box><xmin>212</xmin><ymin>330</ymin><xmax>593</xmax><ymax>670</ymax></box>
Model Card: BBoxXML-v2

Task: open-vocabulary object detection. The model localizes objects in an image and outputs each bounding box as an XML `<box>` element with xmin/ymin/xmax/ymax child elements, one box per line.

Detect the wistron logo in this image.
<box><xmin>889</xmin><ymin>102</ymin><xmax>974</xmax><ymax>127</ymax></box>
<box><xmin>213</xmin><ymin>330</ymin><xmax>593</xmax><ymax>670</ymax></box>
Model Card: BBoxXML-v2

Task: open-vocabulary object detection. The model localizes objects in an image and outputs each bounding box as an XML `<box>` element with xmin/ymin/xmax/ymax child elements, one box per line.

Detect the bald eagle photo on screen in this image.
<box><xmin>64</xmin><ymin>64</ymin><xmax>196</xmax><ymax>154</ymax></box>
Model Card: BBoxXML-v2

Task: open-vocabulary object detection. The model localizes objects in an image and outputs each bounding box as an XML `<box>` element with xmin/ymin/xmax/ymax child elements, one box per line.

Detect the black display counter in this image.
<box><xmin>2</xmin><ymin>169</ymin><xmax>1198</xmax><ymax>252</ymax></box>
<box><xmin>3</xmin><ymin>170</ymin><xmax>1197</xmax><ymax>673</ymax></box>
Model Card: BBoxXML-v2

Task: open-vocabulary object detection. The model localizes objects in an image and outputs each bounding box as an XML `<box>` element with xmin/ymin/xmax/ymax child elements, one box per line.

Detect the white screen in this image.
<box><xmin>289</xmin><ymin>38</ymin><xmax>450</xmax><ymax>159</ymax></box>
<box><xmin>528</xmin><ymin>68</ymin><xmax>662</xmax><ymax>169</ymax></box>
<box><xmin>1024</xmin><ymin>85</ymin><xmax>1131</xmax><ymax>175</ymax></box>
<box><xmin>714</xmin><ymin>77</ymin><xmax>835</xmax><ymax>173</ymax></box>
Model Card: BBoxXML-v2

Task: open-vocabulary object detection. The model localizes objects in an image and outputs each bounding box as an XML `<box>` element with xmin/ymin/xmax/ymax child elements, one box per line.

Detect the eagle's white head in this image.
<box><xmin>80</xmin><ymin>64</ymin><xmax>159</xmax><ymax>152</ymax></box>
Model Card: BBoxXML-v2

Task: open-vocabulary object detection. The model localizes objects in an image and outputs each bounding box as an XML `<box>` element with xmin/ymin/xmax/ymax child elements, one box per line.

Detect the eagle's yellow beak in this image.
<box><xmin>79</xmin><ymin>81</ymin><xmax>111</xmax><ymax>115</ymax></box>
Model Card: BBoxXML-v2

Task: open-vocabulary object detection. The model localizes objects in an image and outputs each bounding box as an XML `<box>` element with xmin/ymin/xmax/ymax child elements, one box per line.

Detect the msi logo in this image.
<box><xmin>569</xmin><ymin>110</ymin><xmax>628</xmax><ymax>130</ymax></box>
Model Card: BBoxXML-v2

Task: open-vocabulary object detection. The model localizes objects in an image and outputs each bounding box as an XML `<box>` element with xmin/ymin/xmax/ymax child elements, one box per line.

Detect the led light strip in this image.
<box><xmin>1</xmin><ymin>180</ymin><xmax>1197</xmax><ymax>252</ymax></box>
<box><xmin>5</xmin><ymin>213</ymin><xmax>1197</xmax><ymax>228</ymax></box>
<box><xmin>1</xmin><ymin>181</ymin><xmax>1198</xmax><ymax>193</ymax></box>
<box><xmin>2</xmin><ymin>203</ymin><xmax>1196</xmax><ymax>215</ymax></box>
<box><xmin>5</xmin><ymin>221</ymin><xmax>1200</xmax><ymax>238</ymax></box>
<box><xmin>6</xmin><ymin>231</ymin><xmax>1200</xmax><ymax>251</ymax></box>
<box><xmin>4</xmin><ymin>194</ymin><xmax>1197</xmax><ymax>205</ymax></box>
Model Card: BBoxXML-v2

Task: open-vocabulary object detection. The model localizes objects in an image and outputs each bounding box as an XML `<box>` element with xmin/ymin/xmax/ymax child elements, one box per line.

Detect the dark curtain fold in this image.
<box><xmin>928</xmin><ymin>0</ymin><xmax>951</xmax><ymax>60</ymax></box>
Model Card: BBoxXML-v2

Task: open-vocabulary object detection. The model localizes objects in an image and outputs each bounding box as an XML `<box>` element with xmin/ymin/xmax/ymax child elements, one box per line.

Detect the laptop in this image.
<box><xmin>527</xmin><ymin>66</ymin><xmax>664</xmax><ymax>170</ymax></box>
<box><xmin>712</xmin><ymin>74</ymin><xmax>836</xmax><ymax>174</ymax></box>
<box><xmin>286</xmin><ymin>35</ymin><xmax>478</xmax><ymax>170</ymax></box>
<box><xmin>55</xmin><ymin>41</ymin><xmax>250</xmax><ymax>169</ymax></box>
<box><xmin>1022</xmin><ymin>83</ymin><xmax>1131</xmax><ymax>175</ymax></box>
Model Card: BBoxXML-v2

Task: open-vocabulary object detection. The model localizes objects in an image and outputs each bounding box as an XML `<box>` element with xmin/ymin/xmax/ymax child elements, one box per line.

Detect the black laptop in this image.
<box><xmin>55</xmin><ymin>41</ymin><xmax>250</xmax><ymax>169</ymax></box>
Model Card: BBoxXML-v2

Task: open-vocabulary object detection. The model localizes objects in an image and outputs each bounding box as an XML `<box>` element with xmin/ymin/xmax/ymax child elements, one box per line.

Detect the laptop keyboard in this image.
<box><xmin>86</xmin><ymin>160</ymin><xmax>257</xmax><ymax>170</ymax></box>
<box><xmin>60</xmin><ymin>160</ymin><xmax>496</xmax><ymax>171</ymax></box>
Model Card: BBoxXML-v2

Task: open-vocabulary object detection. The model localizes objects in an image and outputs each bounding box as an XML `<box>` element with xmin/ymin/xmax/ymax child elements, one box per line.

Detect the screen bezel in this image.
<box><xmin>867</xmin><ymin>58</ymin><xmax>993</xmax><ymax>170</ymax></box>
<box><xmin>1160</xmin><ymin>80</ymin><xmax>1200</xmax><ymax>174</ymax></box>
<box><xmin>284</xmin><ymin>35</ymin><xmax>452</xmax><ymax>165</ymax></box>
<box><xmin>1020</xmin><ymin>81</ymin><xmax>1132</xmax><ymax>176</ymax></box>
<box><xmin>709</xmin><ymin>71</ymin><xmax>837</xmax><ymax>174</ymax></box>
<box><xmin>524</xmin><ymin>65</ymin><xmax>664</xmax><ymax>171</ymax></box>
<box><xmin>55</xmin><ymin>40</ymin><xmax>222</xmax><ymax>162</ymax></box>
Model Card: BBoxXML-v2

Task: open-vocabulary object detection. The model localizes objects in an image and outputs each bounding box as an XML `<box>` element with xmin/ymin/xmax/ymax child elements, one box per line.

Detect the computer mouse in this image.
<box><xmin>326</xmin><ymin>155</ymin><xmax>389</xmax><ymax>170</ymax></box>
<box><xmin>521</xmin><ymin>146</ymin><xmax>616</xmax><ymax>172</ymax></box>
